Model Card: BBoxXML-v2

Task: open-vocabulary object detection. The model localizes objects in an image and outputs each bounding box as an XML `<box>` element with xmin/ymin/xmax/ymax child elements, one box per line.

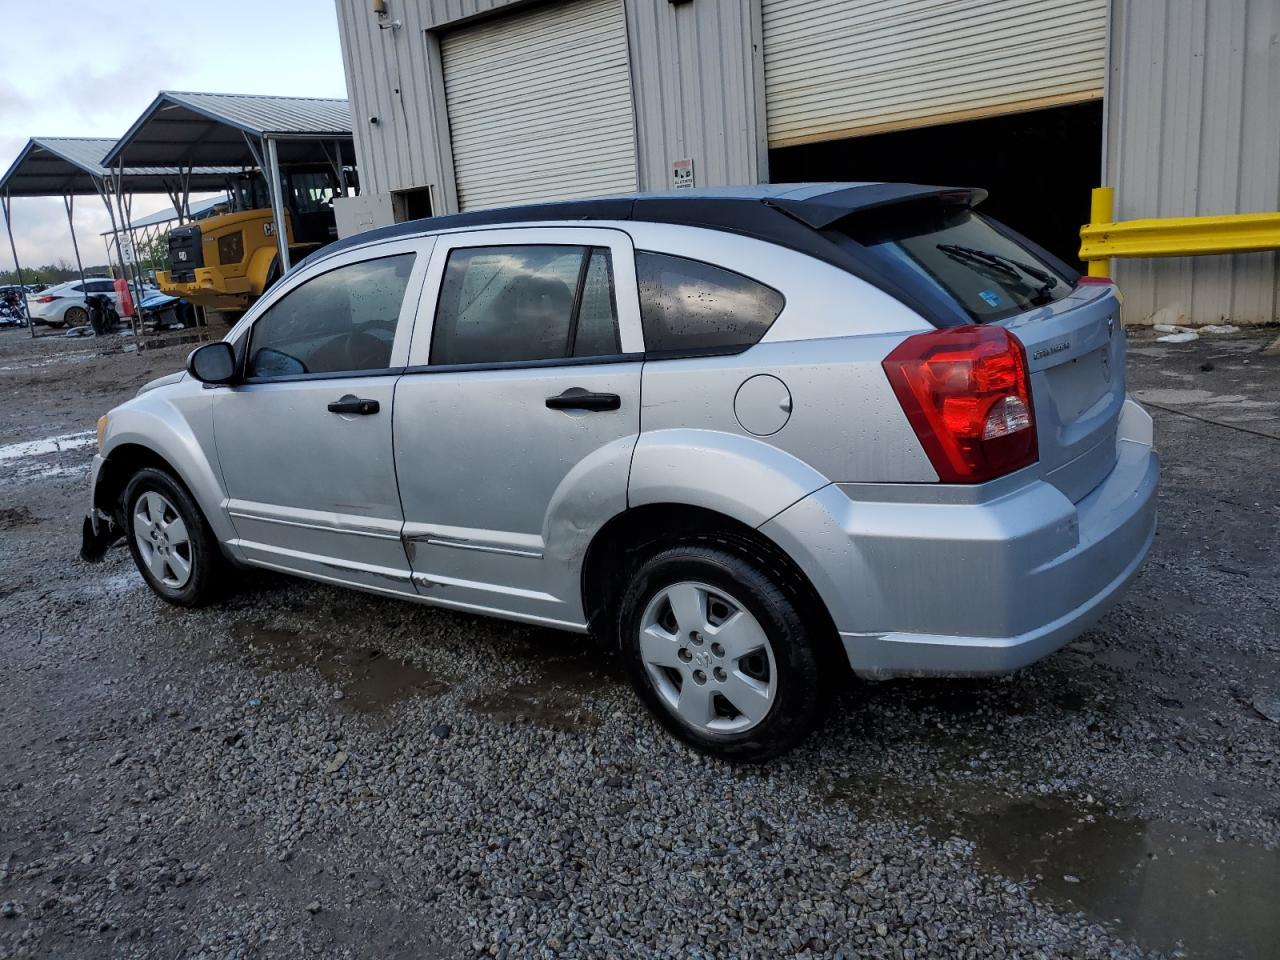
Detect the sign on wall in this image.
<box><xmin>671</xmin><ymin>158</ymin><xmax>695</xmax><ymax>190</ymax></box>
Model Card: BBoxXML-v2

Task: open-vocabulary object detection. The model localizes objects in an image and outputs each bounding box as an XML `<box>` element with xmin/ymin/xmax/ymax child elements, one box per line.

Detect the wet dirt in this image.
<box><xmin>100</xmin><ymin>330</ymin><xmax>217</xmax><ymax>356</ymax></box>
<box><xmin>4</xmin><ymin>324</ymin><xmax>1279</xmax><ymax>957</ymax></box>
<box><xmin>230</xmin><ymin>622</ymin><xmax>451</xmax><ymax>713</ymax></box>
<box><xmin>0</xmin><ymin>506</ymin><xmax>37</xmax><ymax>529</ymax></box>
<box><xmin>828</xmin><ymin>776</ymin><xmax>1280</xmax><ymax>959</ymax></box>
<box><xmin>962</xmin><ymin>795</ymin><xmax>1280</xmax><ymax>960</ymax></box>
<box><xmin>466</xmin><ymin>629</ymin><xmax>621</xmax><ymax>732</ymax></box>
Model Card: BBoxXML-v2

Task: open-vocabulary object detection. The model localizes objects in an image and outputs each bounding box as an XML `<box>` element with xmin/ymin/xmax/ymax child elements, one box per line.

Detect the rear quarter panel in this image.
<box><xmin>625</xmin><ymin>223</ymin><xmax>937</xmax><ymax>525</ymax></box>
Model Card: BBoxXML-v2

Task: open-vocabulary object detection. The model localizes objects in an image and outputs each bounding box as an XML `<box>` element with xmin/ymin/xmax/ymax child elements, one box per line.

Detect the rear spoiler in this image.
<box><xmin>767</xmin><ymin>184</ymin><xmax>988</xmax><ymax>231</ymax></box>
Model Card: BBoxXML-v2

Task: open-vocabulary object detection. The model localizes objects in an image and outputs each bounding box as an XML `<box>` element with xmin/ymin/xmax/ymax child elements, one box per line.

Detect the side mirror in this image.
<box><xmin>186</xmin><ymin>341</ymin><xmax>238</xmax><ymax>385</ymax></box>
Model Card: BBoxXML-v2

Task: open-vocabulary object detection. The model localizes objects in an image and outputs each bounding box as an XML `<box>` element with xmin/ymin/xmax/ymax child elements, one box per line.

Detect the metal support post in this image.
<box><xmin>117</xmin><ymin>191</ymin><xmax>146</xmax><ymax>336</ymax></box>
<box><xmin>265</xmin><ymin>136</ymin><xmax>291</xmax><ymax>274</ymax></box>
<box><xmin>336</xmin><ymin>141</ymin><xmax>349</xmax><ymax>197</ymax></box>
<box><xmin>94</xmin><ymin>177</ymin><xmax>129</xmax><ymax>288</ymax></box>
<box><xmin>62</xmin><ymin>193</ymin><xmax>88</xmax><ymax>295</ymax></box>
<box><xmin>1</xmin><ymin>191</ymin><xmax>35</xmax><ymax>337</ymax></box>
<box><xmin>111</xmin><ymin>162</ymin><xmax>148</xmax><ymax>336</ymax></box>
<box><xmin>95</xmin><ymin>176</ymin><xmax>138</xmax><ymax>337</ymax></box>
<box><xmin>1086</xmin><ymin>187</ymin><xmax>1115</xmax><ymax>279</ymax></box>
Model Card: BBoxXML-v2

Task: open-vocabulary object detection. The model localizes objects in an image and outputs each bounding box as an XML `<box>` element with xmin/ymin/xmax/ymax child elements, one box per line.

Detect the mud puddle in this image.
<box><xmin>231</xmin><ymin>622</ymin><xmax>450</xmax><ymax>712</ymax></box>
<box><xmin>467</xmin><ymin>630</ymin><xmax>620</xmax><ymax>732</ymax></box>
<box><xmin>830</xmin><ymin>778</ymin><xmax>1280</xmax><ymax>958</ymax></box>
<box><xmin>0</xmin><ymin>505</ymin><xmax>37</xmax><ymax>528</ymax></box>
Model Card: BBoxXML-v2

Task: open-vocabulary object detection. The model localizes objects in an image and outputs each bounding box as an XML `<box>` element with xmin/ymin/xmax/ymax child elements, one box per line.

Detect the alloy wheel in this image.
<box><xmin>132</xmin><ymin>491</ymin><xmax>193</xmax><ymax>589</ymax></box>
<box><xmin>638</xmin><ymin>581</ymin><xmax>777</xmax><ymax>734</ymax></box>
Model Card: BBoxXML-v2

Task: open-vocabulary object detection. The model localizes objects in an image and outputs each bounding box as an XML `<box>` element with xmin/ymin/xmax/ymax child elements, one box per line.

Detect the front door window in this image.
<box><xmin>247</xmin><ymin>253</ymin><xmax>416</xmax><ymax>378</ymax></box>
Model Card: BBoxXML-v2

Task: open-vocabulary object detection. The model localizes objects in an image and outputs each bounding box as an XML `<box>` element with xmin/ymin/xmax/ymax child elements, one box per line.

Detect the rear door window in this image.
<box><xmin>840</xmin><ymin>205</ymin><xmax>1072</xmax><ymax>322</ymax></box>
<box><xmin>247</xmin><ymin>253</ymin><xmax>416</xmax><ymax>378</ymax></box>
<box><xmin>635</xmin><ymin>252</ymin><xmax>784</xmax><ymax>354</ymax></box>
<box><xmin>430</xmin><ymin>245</ymin><xmax>620</xmax><ymax>365</ymax></box>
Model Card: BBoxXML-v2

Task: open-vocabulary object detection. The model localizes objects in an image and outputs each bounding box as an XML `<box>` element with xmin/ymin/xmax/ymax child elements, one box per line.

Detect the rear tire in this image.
<box><xmin>123</xmin><ymin>467</ymin><xmax>227</xmax><ymax>607</ymax></box>
<box><xmin>617</xmin><ymin>542</ymin><xmax>827</xmax><ymax>762</ymax></box>
<box><xmin>64</xmin><ymin>306</ymin><xmax>88</xmax><ymax>327</ymax></box>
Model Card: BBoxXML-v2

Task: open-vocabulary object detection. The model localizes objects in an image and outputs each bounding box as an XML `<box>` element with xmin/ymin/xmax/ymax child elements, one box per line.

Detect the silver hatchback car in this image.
<box><xmin>82</xmin><ymin>184</ymin><xmax>1157</xmax><ymax>760</ymax></box>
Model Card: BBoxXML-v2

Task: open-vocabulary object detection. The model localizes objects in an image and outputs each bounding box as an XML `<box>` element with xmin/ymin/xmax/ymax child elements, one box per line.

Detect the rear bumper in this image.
<box><xmin>762</xmin><ymin>398</ymin><xmax>1158</xmax><ymax>678</ymax></box>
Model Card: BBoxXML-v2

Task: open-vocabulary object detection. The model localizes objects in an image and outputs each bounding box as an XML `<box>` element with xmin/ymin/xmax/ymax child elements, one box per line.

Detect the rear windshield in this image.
<box><xmin>839</xmin><ymin>204</ymin><xmax>1072</xmax><ymax>322</ymax></box>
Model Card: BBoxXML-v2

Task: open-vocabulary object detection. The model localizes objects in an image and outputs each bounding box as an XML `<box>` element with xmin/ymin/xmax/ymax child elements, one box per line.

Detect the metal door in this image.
<box><xmin>394</xmin><ymin>227</ymin><xmax>644</xmax><ymax>627</ymax></box>
<box><xmin>440</xmin><ymin>0</ymin><xmax>638</xmax><ymax>210</ymax></box>
<box><xmin>762</xmin><ymin>0</ymin><xmax>1108</xmax><ymax>147</ymax></box>
<box><xmin>212</xmin><ymin>237</ymin><xmax>431</xmax><ymax>595</ymax></box>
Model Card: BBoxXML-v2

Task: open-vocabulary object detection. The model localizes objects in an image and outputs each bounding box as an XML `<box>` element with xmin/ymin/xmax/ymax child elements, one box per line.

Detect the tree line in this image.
<box><xmin>1</xmin><ymin>262</ymin><xmax>115</xmax><ymax>285</ymax></box>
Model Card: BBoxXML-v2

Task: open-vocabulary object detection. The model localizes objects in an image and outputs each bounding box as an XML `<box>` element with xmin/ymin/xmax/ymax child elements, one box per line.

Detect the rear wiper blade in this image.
<box><xmin>937</xmin><ymin>243</ymin><xmax>1059</xmax><ymax>301</ymax></box>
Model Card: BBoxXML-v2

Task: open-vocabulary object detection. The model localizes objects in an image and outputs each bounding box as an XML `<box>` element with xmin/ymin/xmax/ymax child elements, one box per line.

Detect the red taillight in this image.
<box><xmin>35</xmin><ymin>295</ymin><xmax>59</xmax><ymax>303</ymax></box>
<box><xmin>1075</xmin><ymin>276</ymin><xmax>1112</xmax><ymax>286</ymax></box>
<box><xmin>882</xmin><ymin>325</ymin><xmax>1037</xmax><ymax>483</ymax></box>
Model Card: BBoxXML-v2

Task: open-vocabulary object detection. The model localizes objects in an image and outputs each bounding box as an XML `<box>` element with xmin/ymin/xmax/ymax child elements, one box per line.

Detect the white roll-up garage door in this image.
<box><xmin>763</xmin><ymin>0</ymin><xmax>1108</xmax><ymax>148</ymax></box>
<box><xmin>441</xmin><ymin>0</ymin><xmax>638</xmax><ymax>211</ymax></box>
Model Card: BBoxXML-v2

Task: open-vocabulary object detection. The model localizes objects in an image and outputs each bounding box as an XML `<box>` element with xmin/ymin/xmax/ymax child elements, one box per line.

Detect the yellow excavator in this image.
<box><xmin>156</xmin><ymin>167</ymin><xmax>344</xmax><ymax>312</ymax></box>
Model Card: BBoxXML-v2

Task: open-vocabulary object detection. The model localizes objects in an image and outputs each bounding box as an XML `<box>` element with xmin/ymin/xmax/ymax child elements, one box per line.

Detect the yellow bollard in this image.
<box><xmin>1087</xmin><ymin>186</ymin><xmax>1114</xmax><ymax>278</ymax></box>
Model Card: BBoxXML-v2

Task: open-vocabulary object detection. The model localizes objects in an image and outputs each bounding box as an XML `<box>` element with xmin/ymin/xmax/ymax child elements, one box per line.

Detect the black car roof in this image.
<box><xmin>297</xmin><ymin>182</ymin><xmax>1009</xmax><ymax>328</ymax></box>
<box><xmin>315</xmin><ymin>182</ymin><xmax>984</xmax><ymax>261</ymax></box>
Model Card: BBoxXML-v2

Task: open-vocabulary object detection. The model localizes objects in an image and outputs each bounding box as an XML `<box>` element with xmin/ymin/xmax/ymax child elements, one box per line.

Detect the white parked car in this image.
<box><xmin>29</xmin><ymin>278</ymin><xmax>159</xmax><ymax>327</ymax></box>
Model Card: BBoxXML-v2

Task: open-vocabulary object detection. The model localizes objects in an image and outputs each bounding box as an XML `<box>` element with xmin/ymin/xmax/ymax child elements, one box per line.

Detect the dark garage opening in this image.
<box><xmin>769</xmin><ymin>101</ymin><xmax>1104</xmax><ymax>268</ymax></box>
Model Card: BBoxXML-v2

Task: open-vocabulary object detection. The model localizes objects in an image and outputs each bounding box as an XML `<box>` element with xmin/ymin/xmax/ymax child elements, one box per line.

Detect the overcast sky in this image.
<box><xmin>1</xmin><ymin>0</ymin><xmax>348</xmax><ymax>270</ymax></box>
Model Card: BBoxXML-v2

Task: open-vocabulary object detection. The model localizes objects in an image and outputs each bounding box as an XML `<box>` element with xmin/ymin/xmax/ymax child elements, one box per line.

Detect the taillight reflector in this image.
<box><xmin>1076</xmin><ymin>276</ymin><xmax>1112</xmax><ymax>286</ymax></box>
<box><xmin>882</xmin><ymin>325</ymin><xmax>1037</xmax><ymax>483</ymax></box>
<box><xmin>35</xmin><ymin>295</ymin><xmax>59</xmax><ymax>303</ymax></box>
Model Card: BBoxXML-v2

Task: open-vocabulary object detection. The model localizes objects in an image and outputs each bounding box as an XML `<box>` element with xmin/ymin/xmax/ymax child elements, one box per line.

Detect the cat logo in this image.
<box><xmin>263</xmin><ymin>222</ymin><xmax>276</xmax><ymax>237</ymax></box>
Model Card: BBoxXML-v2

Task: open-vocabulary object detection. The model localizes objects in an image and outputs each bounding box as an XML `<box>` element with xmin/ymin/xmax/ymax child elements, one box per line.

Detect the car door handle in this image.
<box><xmin>545</xmin><ymin>388</ymin><xmax>621</xmax><ymax>412</ymax></box>
<box><xmin>327</xmin><ymin>395</ymin><xmax>380</xmax><ymax>415</ymax></box>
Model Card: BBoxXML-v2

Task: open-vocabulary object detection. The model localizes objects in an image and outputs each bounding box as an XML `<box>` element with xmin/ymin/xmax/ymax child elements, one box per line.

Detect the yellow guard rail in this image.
<box><xmin>1079</xmin><ymin>186</ymin><xmax>1280</xmax><ymax>278</ymax></box>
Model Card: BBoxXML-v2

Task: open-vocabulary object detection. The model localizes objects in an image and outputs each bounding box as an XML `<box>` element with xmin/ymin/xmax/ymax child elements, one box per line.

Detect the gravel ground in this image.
<box><xmin>1</xmin><ymin>324</ymin><xmax>1277</xmax><ymax>959</ymax></box>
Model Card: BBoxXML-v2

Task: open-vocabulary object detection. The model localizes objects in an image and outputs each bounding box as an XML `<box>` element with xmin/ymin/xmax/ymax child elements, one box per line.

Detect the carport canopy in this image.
<box><xmin>0</xmin><ymin>136</ymin><xmax>235</xmax><ymax>198</ymax></box>
<box><xmin>104</xmin><ymin>91</ymin><xmax>354</xmax><ymax>273</ymax></box>
<box><xmin>0</xmin><ymin>136</ymin><xmax>237</xmax><ymax>334</ymax></box>
<box><xmin>104</xmin><ymin>91</ymin><xmax>353</xmax><ymax>168</ymax></box>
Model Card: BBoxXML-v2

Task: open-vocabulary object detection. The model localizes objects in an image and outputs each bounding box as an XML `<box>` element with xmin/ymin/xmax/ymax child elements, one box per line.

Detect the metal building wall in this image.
<box><xmin>623</xmin><ymin>0</ymin><xmax>765</xmax><ymax>191</ymax></box>
<box><xmin>335</xmin><ymin>0</ymin><xmax>460</xmax><ymax>209</ymax></box>
<box><xmin>334</xmin><ymin>0</ymin><xmax>763</xmax><ymax>217</ymax></box>
<box><xmin>1107</xmin><ymin>0</ymin><xmax>1280</xmax><ymax>325</ymax></box>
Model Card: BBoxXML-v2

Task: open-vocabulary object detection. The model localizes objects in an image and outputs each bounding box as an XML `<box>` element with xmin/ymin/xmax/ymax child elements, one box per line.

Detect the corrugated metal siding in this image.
<box><xmin>423</xmin><ymin>0</ymin><xmax>527</xmax><ymax>30</ymax></box>
<box><xmin>1108</xmin><ymin>0</ymin><xmax>1280</xmax><ymax>325</ymax></box>
<box><xmin>334</xmin><ymin>0</ymin><xmax>763</xmax><ymax>217</ymax></box>
<box><xmin>336</xmin><ymin>0</ymin><xmax>462</xmax><ymax>207</ymax></box>
<box><xmin>762</xmin><ymin>0</ymin><xmax>1108</xmax><ymax>147</ymax></box>
<box><xmin>442</xmin><ymin>0</ymin><xmax>638</xmax><ymax>210</ymax></box>
<box><xmin>624</xmin><ymin>0</ymin><xmax>764</xmax><ymax>190</ymax></box>
<box><xmin>160</xmin><ymin>92</ymin><xmax>351</xmax><ymax>137</ymax></box>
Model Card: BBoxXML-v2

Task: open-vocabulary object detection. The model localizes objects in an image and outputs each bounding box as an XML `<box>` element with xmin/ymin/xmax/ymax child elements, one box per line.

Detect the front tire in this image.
<box><xmin>123</xmin><ymin>467</ymin><xmax>226</xmax><ymax>607</ymax></box>
<box><xmin>617</xmin><ymin>542</ymin><xmax>827</xmax><ymax>761</ymax></box>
